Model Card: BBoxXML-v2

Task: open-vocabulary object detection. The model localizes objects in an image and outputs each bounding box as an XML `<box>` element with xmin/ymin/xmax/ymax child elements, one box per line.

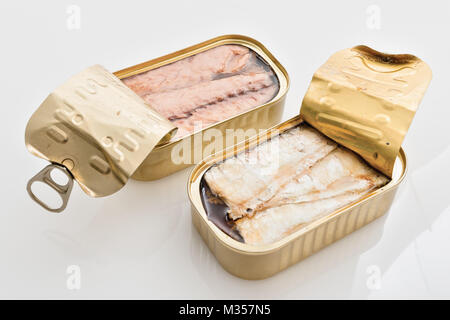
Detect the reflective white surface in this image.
<box><xmin>1</xmin><ymin>0</ymin><xmax>449</xmax><ymax>299</ymax></box>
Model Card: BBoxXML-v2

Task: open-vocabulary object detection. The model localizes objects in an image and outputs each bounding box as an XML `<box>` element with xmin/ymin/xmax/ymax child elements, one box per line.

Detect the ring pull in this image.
<box><xmin>27</xmin><ymin>164</ymin><xmax>74</xmax><ymax>213</ymax></box>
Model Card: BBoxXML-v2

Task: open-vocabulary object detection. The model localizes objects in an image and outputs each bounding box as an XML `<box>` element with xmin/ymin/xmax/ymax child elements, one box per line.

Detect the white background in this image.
<box><xmin>1</xmin><ymin>0</ymin><xmax>449</xmax><ymax>299</ymax></box>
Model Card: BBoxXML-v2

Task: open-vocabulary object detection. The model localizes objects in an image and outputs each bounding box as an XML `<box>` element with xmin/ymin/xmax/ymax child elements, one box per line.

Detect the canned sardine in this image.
<box><xmin>201</xmin><ymin>122</ymin><xmax>389</xmax><ymax>246</ymax></box>
<box><xmin>121</xmin><ymin>44</ymin><xmax>280</xmax><ymax>140</ymax></box>
<box><xmin>188</xmin><ymin>45</ymin><xmax>431</xmax><ymax>279</ymax></box>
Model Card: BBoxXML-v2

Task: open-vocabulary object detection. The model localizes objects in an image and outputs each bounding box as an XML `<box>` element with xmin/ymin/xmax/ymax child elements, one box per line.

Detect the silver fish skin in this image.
<box><xmin>235</xmin><ymin>147</ymin><xmax>389</xmax><ymax>245</ymax></box>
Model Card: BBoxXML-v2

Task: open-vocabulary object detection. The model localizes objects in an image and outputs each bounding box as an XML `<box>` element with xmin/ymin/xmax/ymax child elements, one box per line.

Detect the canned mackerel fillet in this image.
<box><xmin>188</xmin><ymin>45</ymin><xmax>432</xmax><ymax>279</ymax></box>
<box><xmin>25</xmin><ymin>35</ymin><xmax>289</xmax><ymax>212</ymax></box>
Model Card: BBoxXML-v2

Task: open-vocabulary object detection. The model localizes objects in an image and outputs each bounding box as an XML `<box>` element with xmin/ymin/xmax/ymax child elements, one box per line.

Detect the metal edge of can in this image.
<box><xmin>112</xmin><ymin>35</ymin><xmax>290</xmax><ymax>181</ymax></box>
<box><xmin>186</xmin><ymin>115</ymin><xmax>407</xmax><ymax>279</ymax></box>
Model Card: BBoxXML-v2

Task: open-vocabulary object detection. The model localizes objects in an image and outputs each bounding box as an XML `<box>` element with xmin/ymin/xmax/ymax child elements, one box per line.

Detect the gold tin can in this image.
<box><xmin>187</xmin><ymin>46</ymin><xmax>431</xmax><ymax>279</ymax></box>
<box><xmin>25</xmin><ymin>35</ymin><xmax>289</xmax><ymax>212</ymax></box>
<box><xmin>116</xmin><ymin>35</ymin><xmax>289</xmax><ymax>181</ymax></box>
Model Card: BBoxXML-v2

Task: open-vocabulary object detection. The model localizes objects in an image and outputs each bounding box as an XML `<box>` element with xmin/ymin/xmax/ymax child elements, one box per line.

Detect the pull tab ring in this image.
<box><xmin>27</xmin><ymin>163</ymin><xmax>74</xmax><ymax>213</ymax></box>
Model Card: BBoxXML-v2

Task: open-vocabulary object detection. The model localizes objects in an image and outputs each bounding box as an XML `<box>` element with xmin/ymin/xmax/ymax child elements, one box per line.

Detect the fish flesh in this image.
<box><xmin>203</xmin><ymin>123</ymin><xmax>389</xmax><ymax>245</ymax></box>
<box><xmin>122</xmin><ymin>45</ymin><xmax>261</xmax><ymax>96</ymax></box>
<box><xmin>122</xmin><ymin>44</ymin><xmax>279</xmax><ymax>139</ymax></box>
<box><xmin>142</xmin><ymin>73</ymin><xmax>275</xmax><ymax>120</ymax></box>
<box><xmin>235</xmin><ymin>148</ymin><xmax>389</xmax><ymax>245</ymax></box>
<box><xmin>171</xmin><ymin>85</ymin><xmax>278</xmax><ymax>138</ymax></box>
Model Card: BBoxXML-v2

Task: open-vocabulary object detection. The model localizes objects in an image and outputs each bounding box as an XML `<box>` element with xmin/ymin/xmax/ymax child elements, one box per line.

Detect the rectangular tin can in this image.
<box><xmin>115</xmin><ymin>35</ymin><xmax>289</xmax><ymax>181</ymax></box>
<box><xmin>188</xmin><ymin>115</ymin><xmax>406</xmax><ymax>280</ymax></box>
<box><xmin>187</xmin><ymin>45</ymin><xmax>431</xmax><ymax>279</ymax></box>
<box><xmin>25</xmin><ymin>35</ymin><xmax>289</xmax><ymax>212</ymax></box>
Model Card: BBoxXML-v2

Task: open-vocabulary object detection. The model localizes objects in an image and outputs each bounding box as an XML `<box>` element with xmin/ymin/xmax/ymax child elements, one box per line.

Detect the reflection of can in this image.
<box><xmin>25</xmin><ymin>35</ymin><xmax>289</xmax><ymax>212</ymax></box>
<box><xmin>188</xmin><ymin>46</ymin><xmax>432</xmax><ymax>279</ymax></box>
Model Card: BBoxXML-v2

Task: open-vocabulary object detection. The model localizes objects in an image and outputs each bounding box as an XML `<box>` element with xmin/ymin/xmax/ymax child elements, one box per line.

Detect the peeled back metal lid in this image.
<box><xmin>25</xmin><ymin>65</ymin><xmax>177</xmax><ymax>212</ymax></box>
<box><xmin>300</xmin><ymin>45</ymin><xmax>432</xmax><ymax>178</ymax></box>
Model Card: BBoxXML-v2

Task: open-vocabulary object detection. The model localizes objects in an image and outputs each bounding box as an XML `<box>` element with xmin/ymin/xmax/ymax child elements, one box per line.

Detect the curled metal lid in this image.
<box><xmin>300</xmin><ymin>45</ymin><xmax>432</xmax><ymax>178</ymax></box>
<box><xmin>25</xmin><ymin>65</ymin><xmax>176</xmax><ymax>211</ymax></box>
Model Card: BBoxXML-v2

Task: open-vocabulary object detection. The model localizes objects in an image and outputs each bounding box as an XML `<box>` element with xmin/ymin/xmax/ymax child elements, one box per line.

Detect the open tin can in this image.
<box><xmin>25</xmin><ymin>35</ymin><xmax>289</xmax><ymax>212</ymax></box>
<box><xmin>188</xmin><ymin>45</ymin><xmax>431</xmax><ymax>279</ymax></box>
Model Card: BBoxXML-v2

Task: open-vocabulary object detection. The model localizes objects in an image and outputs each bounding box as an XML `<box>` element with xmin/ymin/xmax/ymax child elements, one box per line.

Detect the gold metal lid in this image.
<box><xmin>25</xmin><ymin>65</ymin><xmax>176</xmax><ymax>211</ymax></box>
<box><xmin>300</xmin><ymin>45</ymin><xmax>432</xmax><ymax>178</ymax></box>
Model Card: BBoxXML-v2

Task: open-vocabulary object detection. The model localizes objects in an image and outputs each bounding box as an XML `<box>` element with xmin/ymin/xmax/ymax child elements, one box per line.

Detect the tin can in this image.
<box><xmin>25</xmin><ymin>35</ymin><xmax>289</xmax><ymax>212</ymax></box>
<box><xmin>115</xmin><ymin>35</ymin><xmax>289</xmax><ymax>181</ymax></box>
<box><xmin>187</xmin><ymin>45</ymin><xmax>431</xmax><ymax>279</ymax></box>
